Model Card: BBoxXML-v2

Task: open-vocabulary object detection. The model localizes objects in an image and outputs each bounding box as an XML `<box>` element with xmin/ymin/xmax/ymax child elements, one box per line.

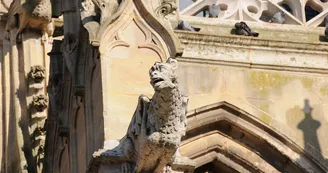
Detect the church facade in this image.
<box><xmin>1</xmin><ymin>0</ymin><xmax>328</xmax><ymax>172</ymax></box>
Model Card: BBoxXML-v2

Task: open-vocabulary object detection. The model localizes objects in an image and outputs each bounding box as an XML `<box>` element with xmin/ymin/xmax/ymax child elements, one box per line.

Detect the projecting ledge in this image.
<box><xmin>170</xmin><ymin>16</ymin><xmax>327</xmax><ymax>42</ymax></box>
<box><xmin>172</xmin><ymin>20</ymin><xmax>328</xmax><ymax>74</ymax></box>
<box><xmin>87</xmin><ymin>150</ymin><xmax>195</xmax><ymax>173</ymax></box>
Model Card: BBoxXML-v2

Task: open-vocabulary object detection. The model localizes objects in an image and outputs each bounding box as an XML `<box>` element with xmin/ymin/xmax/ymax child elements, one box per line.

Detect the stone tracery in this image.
<box><xmin>181</xmin><ymin>0</ymin><xmax>328</xmax><ymax>26</ymax></box>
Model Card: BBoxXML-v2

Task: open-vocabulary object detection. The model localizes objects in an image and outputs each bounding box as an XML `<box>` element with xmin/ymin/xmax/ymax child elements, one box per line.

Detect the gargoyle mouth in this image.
<box><xmin>152</xmin><ymin>78</ymin><xmax>164</xmax><ymax>85</ymax></box>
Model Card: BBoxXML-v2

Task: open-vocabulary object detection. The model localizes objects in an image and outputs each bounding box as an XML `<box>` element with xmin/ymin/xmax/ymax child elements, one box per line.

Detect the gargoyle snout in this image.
<box><xmin>150</xmin><ymin>71</ymin><xmax>159</xmax><ymax>77</ymax></box>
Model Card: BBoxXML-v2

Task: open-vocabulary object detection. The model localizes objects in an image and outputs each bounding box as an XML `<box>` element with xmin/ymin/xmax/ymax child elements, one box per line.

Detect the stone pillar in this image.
<box><xmin>61</xmin><ymin>1</ymin><xmax>84</xmax><ymax>173</ymax></box>
<box><xmin>43</xmin><ymin>39</ymin><xmax>63</xmax><ymax>173</ymax></box>
<box><xmin>2</xmin><ymin>0</ymin><xmax>53</xmax><ymax>172</ymax></box>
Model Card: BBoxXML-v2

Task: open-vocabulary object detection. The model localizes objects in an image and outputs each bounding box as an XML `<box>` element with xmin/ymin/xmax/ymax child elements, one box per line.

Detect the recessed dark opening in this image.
<box><xmin>305</xmin><ymin>5</ymin><xmax>320</xmax><ymax>21</ymax></box>
<box><xmin>280</xmin><ymin>3</ymin><xmax>293</xmax><ymax>14</ymax></box>
<box><xmin>194</xmin><ymin>161</ymin><xmax>236</xmax><ymax>173</ymax></box>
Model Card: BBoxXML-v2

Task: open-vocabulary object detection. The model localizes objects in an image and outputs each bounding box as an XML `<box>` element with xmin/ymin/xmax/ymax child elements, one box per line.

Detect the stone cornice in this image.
<box><xmin>174</xmin><ymin>29</ymin><xmax>328</xmax><ymax>75</ymax></box>
<box><xmin>175</xmin><ymin>31</ymin><xmax>328</xmax><ymax>54</ymax></box>
<box><xmin>178</xmin><ymin>56</ymin><xmax>328</xmax><ymax>75</ymax></box>
<box><xmin>170</xmin><ymin>16</ymin><xmax>326</xmax><ymax>41</ymax></box>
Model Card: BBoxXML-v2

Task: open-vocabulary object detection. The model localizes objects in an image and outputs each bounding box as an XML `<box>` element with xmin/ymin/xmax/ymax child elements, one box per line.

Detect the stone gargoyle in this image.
<box><xmin>80</xmin><ymin>0</ymin><xmax>124</xmax><ymax>41</ymax></box>
<box><xmin>5</xmin><ymin>0</ymin><xmax>53</xmax><ymax>42</ymax></box>
<box><xmin>98</xmin><ymin>58</ymin><xmax>189</xmax><ymax>173</ymax></box>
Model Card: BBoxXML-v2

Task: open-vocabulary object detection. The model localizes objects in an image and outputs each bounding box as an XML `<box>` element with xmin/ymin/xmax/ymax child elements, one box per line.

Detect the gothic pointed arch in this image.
<box><xmin>180</xmin><ymin>102</ymin><xmax>327</xmax><ymax>173</ymax></box>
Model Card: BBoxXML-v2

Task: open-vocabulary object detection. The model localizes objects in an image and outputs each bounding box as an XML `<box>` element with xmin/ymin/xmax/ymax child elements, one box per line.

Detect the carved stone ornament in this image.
<box><xmin>29</xmin><ymin>65</ymin><xmax>46</xmax><ymax>83</ymax></box>
<box><xmin>88</xmin><ymin>59</ymin><xmax>195</xmax><ymax>173</ymax></box>
<box><xmin>80</xmin><ymin>0</ymin><xmax>126</xmax><ymax>42</ymax></box>
<box><xmin>155</xmin><ymin>0</ymin><xmax>177</xmax><ymax>17</ymax></box>
<box><xmin>31</xmin><ymin>94</ymin><xmax>49</xmax><ymax>112</ymax></box>
<box><xmin>5</xmin><ymin>0</ymin><xmax>53</xmax><ymax>42</ymax></box>
<box><xmin>181</xmin><ymin>0</ymin><xmax>328</xmax><ymax>27</ymax></box>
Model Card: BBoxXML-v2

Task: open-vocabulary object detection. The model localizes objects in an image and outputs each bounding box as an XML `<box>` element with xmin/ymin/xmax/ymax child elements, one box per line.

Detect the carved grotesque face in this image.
<box><xmin>149</xmin><ymin>58</ymin><xmax>178</xmax><ymax>91</ymax></box>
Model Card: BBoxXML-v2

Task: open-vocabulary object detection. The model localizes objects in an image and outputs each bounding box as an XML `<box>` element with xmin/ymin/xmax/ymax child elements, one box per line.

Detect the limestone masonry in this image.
<box><xmin>1</xmin><ymin>0</ymin><xmax>328</xmax><ymax>173</ymax></box>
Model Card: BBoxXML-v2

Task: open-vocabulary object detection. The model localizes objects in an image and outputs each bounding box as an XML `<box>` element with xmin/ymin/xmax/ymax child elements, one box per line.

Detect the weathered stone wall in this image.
<box><xmin>178</xmin><ymin>61</ymin><xmax>328</xmax><ymax>157</ymax></box>
<box><xmin>29</xmin><ymin>0</ymin><xmax>328</xmax><ymax>172</ymax></box>
<box><xmin>49</xmin><ymin>0</ymin><xmax>184</xmax><ymax>172</ymax></box>
<box><xmin>97</xmin><ymin>18</ymin><xmax>328</xmax><ymax>169</ymax></box>
<box><xmin>176</xmin><ymin>19</ymin><xmax>328</xmax><ymax>167</ymax></box>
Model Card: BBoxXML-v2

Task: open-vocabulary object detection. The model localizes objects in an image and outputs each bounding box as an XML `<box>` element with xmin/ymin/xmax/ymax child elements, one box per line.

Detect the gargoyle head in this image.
<box><xmin>149</xmin><ymin>58</ymin><xmax>178</xmax><ymax>91</ymax></box>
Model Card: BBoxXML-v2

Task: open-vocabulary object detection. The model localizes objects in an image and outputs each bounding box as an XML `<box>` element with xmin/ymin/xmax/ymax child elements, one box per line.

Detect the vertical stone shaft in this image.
<box><xmin>9</xmin><ymin>29</ymin><xmax>28</xmax><ymax>173</ymax></box>
<box><xmin>2</xmin><ymin>0</ymin><xmax>53</xmax><ymax>171</ymax></box>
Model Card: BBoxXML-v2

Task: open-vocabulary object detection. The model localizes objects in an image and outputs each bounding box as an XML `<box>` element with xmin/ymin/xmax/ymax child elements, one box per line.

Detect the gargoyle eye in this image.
<box><xmin>102</xmin><ymin>4</ymin><xmax>105</xmax><ymax>8</ymax></box>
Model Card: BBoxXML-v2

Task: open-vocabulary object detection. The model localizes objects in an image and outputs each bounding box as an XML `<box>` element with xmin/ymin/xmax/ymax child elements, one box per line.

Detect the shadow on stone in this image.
<box><xmin>297</xmin><ymin>99</ymin><xmax>328</xmax><ymax>169</ymax></box>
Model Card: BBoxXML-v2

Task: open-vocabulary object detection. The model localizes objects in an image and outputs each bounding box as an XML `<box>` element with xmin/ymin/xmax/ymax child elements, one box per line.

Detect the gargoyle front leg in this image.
<box><xmin>134</xmin><ymin>152</ymin><xmax>146</xmax><ymax>173</ymax></box>
<box><xmin>15</xmin><ymin>15</ymin><xmax>29</xmax><ymax>43</ymax></box>
<box><xmin>154</xmin><ymin>158</ymin><xmax>169</xmax><ymax>173</ymax></box>
<box><xmin>133</xmin><ymin>143</ymin><xmax>153</xmax><ymax>173</ymax></box>
<box><xmin>41</xmin><ymin>22</ymin><xmax>54</xmax><ymax>44</ymax></box>
<box><xmin>154</xmin><ymin>150</ymin><xmax>175</xmax><ymax>173</ymax></box>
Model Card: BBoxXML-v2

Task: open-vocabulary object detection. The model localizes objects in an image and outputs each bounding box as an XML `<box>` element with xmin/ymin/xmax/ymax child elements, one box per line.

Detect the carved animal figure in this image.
<box><xmin>81</xmin><ymin>0</ymin><xmax>123</xmax><ymax>40</ymax></box>
<box><xmin>269</xmin><ymin>11</ymin><xmax>286</xmax><ymax>24</ymax></box>
<box><xmin>175</xmin><ymin>20</ymin><xmax>201</xmax><ymax>32</ymax></box>
<box><xmin>106</xmin><ymin>58</ymin><xmax>188</xmax><ymax>173</ymax></box>
<box><xmin>90</xmin><ymin>0</ymin><xmax>120</xmax><ymax>24</ymax></box>
<box><xmin>235</xmin><ymin>21</ymin><xmax>259</xmax><ymax>37</ymax></box>
<box><xmin>5</xmin><ymin>0</ymin><xmax>53</xmax><ymax>42</ymax></box>
<box><xmin>203</xmin><ymin>4</ymin><xmax>219</xmax><ymax>18</ymax></box>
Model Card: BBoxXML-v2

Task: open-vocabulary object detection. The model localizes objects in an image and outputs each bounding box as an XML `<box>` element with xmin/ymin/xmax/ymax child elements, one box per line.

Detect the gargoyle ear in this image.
<box><xmin>167</xmin><ymin>58</ymin><xmax>178</xmax><ymax>70</ymax></box>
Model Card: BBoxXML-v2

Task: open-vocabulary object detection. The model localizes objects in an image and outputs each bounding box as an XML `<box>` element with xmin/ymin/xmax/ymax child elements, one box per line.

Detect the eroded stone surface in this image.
<box><xmin>5</xmin><ymin>0</ymin><xmax>53</xmax><ymax>42</ymax></box>
<box><xmin>88</xmin><ymin>59</ymin><xmax>194</xmax><ymax>173</ymax></box>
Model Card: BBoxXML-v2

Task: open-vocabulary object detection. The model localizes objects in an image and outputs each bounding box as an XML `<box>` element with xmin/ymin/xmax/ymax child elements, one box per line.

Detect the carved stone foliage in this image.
<box><xmin>29</xmin><ymin>65</ymin><xmax>46</xmax><ymax>83</ymax></box>
<box><xmin>5</xmin><ymin>0</ymin><xmax>53</xmax><ymax>42</ymax></box>
<box><xmin>31</xmin><ymin>124</ymin><xmax>46</xmax><ymax>168</ymax></box>
<box><xmin>155</xmin><ymin>0</ymin><xmax>177</xmax><ymax>17</ymax></box>
<box><xmin>88</xmin><ymin>59</ymin><xmax>194</xmax><ymax>173</ymax></box>
<box><xmin>134</xmin><ymin>0</ymin><xmax>183</xmax><ymax>56</ymax></box>
<box><xmin>27</xmin><ymin>64</ymin><xmax>48</xmax><ymax>172</ymax></box>
<box><xmin>31</xmin><ymin>94</ymin><xmax>49</xmax><ymax>112</ymax></box>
